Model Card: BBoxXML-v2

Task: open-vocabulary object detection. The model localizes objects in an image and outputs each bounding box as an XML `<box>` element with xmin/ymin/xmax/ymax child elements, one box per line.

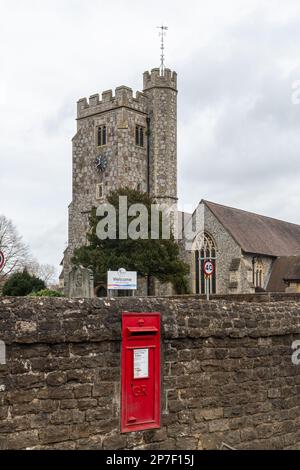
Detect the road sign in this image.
<box><xmin>203</xmin><ymin>260</ymin><xmax>214</xmax><ymax>276</ymax></box>
<box><xmin>0</xmin><ymin>251</ymin><xmax>4</xmax><ymax>272</ymax></box>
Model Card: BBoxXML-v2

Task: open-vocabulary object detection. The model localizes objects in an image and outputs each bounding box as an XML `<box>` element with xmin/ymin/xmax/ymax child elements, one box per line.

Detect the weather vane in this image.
<box><xmin>157</xmin><ymin>25</ymin><xmax>168</xmax><ymax>75</ymax></box>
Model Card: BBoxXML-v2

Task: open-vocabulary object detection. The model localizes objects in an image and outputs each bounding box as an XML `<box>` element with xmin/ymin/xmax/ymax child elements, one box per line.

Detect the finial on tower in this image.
<box><xmin>157</xmin><ymin>25</ymin><xmax>168</xmax><ymax>75</ymax></box>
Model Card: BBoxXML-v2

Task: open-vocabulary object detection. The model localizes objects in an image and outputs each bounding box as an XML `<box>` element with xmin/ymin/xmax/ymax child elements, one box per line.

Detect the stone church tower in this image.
<box><xmin>63</xmin><ymin>68</ymin><xmax>178</xmax><ymax>296</ymax></box>
<box><xmin>143</xmin><ymin>69</ymin><xmax>177</xmax><ymax>204</ymax></box>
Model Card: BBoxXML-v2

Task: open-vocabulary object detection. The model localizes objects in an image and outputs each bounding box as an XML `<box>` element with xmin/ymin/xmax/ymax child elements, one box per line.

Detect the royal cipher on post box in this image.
<box><xmin>121</xmin><ymin>312</ymin><xmax>161</xmax><ymax>433</ymax></box>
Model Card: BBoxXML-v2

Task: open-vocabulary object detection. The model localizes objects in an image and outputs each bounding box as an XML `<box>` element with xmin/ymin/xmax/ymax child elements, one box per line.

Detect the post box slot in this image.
<box><xmin>130</xmin><ymin>331</ymin><xmax>157</xmax><ymax>337</ymax></box>
<box><xmin>126</xmin><ymin>327</ymin><xmax>158</xmax><ymax>336</ymax></box>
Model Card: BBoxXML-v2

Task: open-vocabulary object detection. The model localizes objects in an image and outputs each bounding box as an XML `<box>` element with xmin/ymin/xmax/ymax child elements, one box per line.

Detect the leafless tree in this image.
<box><xmin>26</xmin><ymin>259</ymin><xmax>57</xmax><ymax>286</ymax></box>
<box><xmin>0</xmin><ymin>215</ymin><xmax>30</xmax><ymax>283</ymax></box>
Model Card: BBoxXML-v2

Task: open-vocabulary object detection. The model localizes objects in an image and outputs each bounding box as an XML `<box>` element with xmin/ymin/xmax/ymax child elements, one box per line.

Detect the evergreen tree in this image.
<box><xmin>73</xmin><ymin>188</ymin><xmax>189</xmax><ymax>294</ymax></box>
<box><xmin>2</xmin><ymin>270</ymin><xmax>45</xmax><ymax>296</ymax></box>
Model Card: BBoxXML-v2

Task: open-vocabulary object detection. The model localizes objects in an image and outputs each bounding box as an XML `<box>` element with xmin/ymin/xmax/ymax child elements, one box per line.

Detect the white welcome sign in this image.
<box><xmin>107</xmin><ymin>268</ymin><xmax>137</xmax><ymax>290</ymax></box>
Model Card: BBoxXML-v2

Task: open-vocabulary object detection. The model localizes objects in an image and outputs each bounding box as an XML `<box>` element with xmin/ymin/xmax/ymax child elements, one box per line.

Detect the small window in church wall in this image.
<box><xmin>139</xmin><ymin>126</ymin><xmax>144</xmax><ymax>147</ymax></box>
<box><xmin>254</xmin><ymin>258</ymin><xmax>264</xmax><ymax>289</ymax></box>
<box><xmin>102</xmin><ymin>126</ymin><xmax>107</xmax><ymax>145</ymax></box>
<box><xmin>97</xmin><ymin>126</ymin><xmax>107</xmax><ymax>147</ymax></box>
<box><xmin>135</xmin><ymin>126</ymin><xmax>144</xmax><ymax>147</ymax></box>
<box><xmin>96</xmin><ymin>183</ymin><xmax>103</xmax><ymax>200</ymax></box>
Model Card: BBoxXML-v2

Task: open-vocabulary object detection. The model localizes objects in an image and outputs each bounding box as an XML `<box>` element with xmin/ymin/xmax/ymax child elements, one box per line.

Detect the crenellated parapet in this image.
<box><xmin>143</xmin><ymin>68</ymin><xmax>177</xmax><ymax>92</ymax></box>
<box><xmin>77</xmin><ymin>86</ymin><xmax>148</xmax><ymax>119</ymax></box>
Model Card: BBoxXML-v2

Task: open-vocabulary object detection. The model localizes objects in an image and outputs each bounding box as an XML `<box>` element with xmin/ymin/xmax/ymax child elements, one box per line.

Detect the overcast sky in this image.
<box><xmin>1</xmin><ymin>0</ymin><xmax>300</xmax><ymax>279</ymax></box>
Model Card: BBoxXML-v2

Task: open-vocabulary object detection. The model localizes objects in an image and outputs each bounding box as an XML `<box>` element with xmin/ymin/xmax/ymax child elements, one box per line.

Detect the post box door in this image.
<box><xmin>121</xmin><ymin>312</ymin><xmax>161</xmax><ymax>433</ymax></box>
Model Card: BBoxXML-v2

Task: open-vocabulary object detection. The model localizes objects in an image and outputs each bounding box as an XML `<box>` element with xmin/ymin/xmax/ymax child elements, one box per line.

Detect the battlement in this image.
<box><xmin>143</xmin><ymin>68</ymin><xmax>177</xmax><ymax>91</ymax></box>
<box><xmin>77</xmin><ymin>86</ymin><xmax>148</xmax><ymax>119</ymax></box>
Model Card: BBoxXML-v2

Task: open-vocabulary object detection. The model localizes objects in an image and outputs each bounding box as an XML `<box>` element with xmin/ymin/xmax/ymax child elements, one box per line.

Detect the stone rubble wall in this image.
<box><xmin>1</xmin><ymin>294</ymin><xmax>300</xmax><ymax>450</ymax></box>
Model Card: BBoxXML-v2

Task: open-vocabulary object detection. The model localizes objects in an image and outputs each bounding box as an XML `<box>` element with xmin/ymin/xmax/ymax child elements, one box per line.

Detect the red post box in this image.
<box><xmin>121</xmin><ymin>312</ymin><xmax>161</xmax><ymax>433</ymax></box>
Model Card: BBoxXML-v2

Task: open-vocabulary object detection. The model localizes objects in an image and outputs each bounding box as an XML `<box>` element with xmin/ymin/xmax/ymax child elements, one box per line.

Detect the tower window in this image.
<box><xmin>96</xmin><ymin>183</ymin><xmax>104</xmax><ymax>200</ymax></box>
<box><xmin>135</xmin><ymin>126</ymin><xmax>144</xmax><ymax>147</ymax></box>
<box><xmin>97</xmin><ymin>126</ymin><xmax>107</xmax><ymax>147</ymax></box>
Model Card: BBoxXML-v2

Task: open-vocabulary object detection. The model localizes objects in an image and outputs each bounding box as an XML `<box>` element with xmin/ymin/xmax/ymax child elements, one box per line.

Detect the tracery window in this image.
<box><xmin>254</xmin><ymin>258</ymin><xmax>264</xmax><ymax>288</ymax></box>
<box><xmin>97</xmin><ymin>125</ymin><xmax>107</xmax><ymax>146</ymax></box>
<box><xmin>193</xmin><ymin>232</ymin><xmax>217</xmax><ymax>294</ymax></box>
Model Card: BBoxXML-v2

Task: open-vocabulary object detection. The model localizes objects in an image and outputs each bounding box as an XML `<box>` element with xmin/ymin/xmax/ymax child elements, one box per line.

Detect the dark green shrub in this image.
<box><xmin>2</xmin><ymin>270</ymin><xmax>45</xmax><ymax>296</ymax></box>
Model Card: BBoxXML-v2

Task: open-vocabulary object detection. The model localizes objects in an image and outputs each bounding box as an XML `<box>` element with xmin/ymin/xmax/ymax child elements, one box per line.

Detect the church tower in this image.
<box><xmin>63</xmin><ymin>66</ymin><xmax>178</xmax><ymax>296</ymax></box>
<box><xmin>143</xmin><ymin>68</ymin><xmax>178</xmax><ymax>205</ymax></box>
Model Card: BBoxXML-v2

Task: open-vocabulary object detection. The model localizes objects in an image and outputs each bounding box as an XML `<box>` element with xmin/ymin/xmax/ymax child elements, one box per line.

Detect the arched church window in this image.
<box><xmin>193</xmin><ymin>232</ymin><xmax>217</xmax><ymax>295</ymax></box>
<box><xmin>135</xmin><ymin>126</ymin><xmax>144</xmax><ymax>147</ymax></box>
<box><xmin>259</xmin><ymin>270</ymin><xmax>262</xmax><ymax>288</ymax></box>
<box><xmin>254</xmin><ymin>258</ymin><xmax>264</xmax><ymax>289</ymax></box>
<box><xmin>139</xmin><ymin>126</ymin><xmax>144</xmax><ymax>147</ymax></box>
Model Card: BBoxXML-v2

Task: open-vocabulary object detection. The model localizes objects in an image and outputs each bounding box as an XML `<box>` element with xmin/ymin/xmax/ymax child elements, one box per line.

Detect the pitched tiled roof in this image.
<box><xmin>203</xmin><ymin>200</ymin><xmax>300</xmax><ymax>257</ymax></box>
<box><xmin>267</xmin><ymin>256</ymin><xmax>300</xmax><ymax>292</ymax></box>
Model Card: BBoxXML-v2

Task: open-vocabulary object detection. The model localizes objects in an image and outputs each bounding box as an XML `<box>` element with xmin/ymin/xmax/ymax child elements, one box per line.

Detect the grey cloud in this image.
<box><xmin>177</xmin><ymin>6</ymin><xmax>300</xmax><ymax>225</ymax></box>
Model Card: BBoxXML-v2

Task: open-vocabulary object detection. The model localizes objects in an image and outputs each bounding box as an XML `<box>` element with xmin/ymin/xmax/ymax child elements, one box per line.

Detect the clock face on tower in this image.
<box><xmin>95</xmin><ymin>154</ymin><xmax>108</xmax><ymax>172</ymax></box>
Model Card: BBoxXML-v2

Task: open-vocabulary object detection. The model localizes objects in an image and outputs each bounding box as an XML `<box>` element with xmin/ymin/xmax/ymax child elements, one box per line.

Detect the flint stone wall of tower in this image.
<box><xmin>143</xmin><ymin>68</ymin><xmax>177</xmax><ymax>205</ymax></box>
<box><xmin>63</xmin><ymin>69</ymin><xmax>178</xmax><ymax>296</ymax></box>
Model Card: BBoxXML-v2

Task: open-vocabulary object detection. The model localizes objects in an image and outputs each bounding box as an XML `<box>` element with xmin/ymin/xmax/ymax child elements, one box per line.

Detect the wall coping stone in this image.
<box><xmin>1</xmin><ymin>295</ymin><xmax>300</xmax><ymax>345</ymax></box>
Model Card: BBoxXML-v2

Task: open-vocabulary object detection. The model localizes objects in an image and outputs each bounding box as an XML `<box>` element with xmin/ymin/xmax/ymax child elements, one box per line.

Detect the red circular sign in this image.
<box><xmin>0</xmin><ymin>251</ymin><xmax>4</xmax><ymax>271</ymax></box>
<box><xmin>204</xmin><ymin>260</ymin><xmax>214</xmax><ymax>276</ymax></box>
